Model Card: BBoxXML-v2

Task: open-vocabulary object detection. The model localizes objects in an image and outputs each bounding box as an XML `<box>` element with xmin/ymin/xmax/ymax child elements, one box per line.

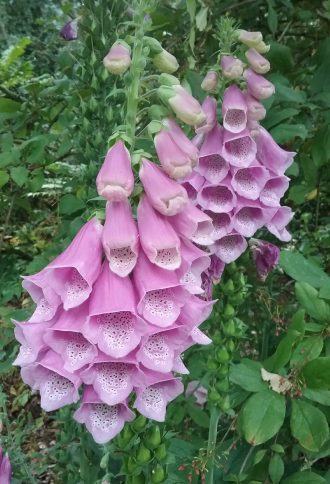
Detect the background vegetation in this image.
<box><xmin>0</xmin><ymin>0</ymin><xmax>329</xmax><ymax>483</ymax></box>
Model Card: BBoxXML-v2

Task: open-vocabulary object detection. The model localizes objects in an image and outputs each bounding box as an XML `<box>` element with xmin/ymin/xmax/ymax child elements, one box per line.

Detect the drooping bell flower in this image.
<box><xmin>231</xmin><ymin>164</ymin><xmax>269</xmax><ymax>200</ymax></box>
<box><xmin>134</xmin><ymin>372</ymin><xmax>184</xmax><ymax>422</ymax></box>
<box><xmin>245</xmin><ymin>92</ymin><xmax>266</xmax><ymax>121</ymax></box>
<box><xmin>24</xmin><ymin>219</ymin><xmax>103</xmax><ymax>311</ymax></box>
<box><xmin>102</xmin><ymin>200</ymin><xmax>139</xmax><ymax>277</ymax></box>
<box><xmin>204</xmin><ymin>211</ymin><xmax>233</xmax><ymax>240</ymax></box>
<box><xmin>153</xmin><ymin>49</ymin><xmax>179</xmax><ymax>73</ymax></box>
<box><xmin>137</xmin><ymin>326</ymin><xmax>187</xmax><ymax>374</ymax></box>
<box><xmin>259</xmin><ymin>176</ymin><xmax>290</xmax><ymax>207</ymax></box>
<box><xmin>21</xmin><ymin>350</ymin><xmax>81</xmax><ymax>412</ymax></box>
<box><xmin>43</xmin><ymin>304</ymin><xmax>97</xmax><ymax>372</ymax></box>
<box><xmin>158</xmin><ymin>84</ymin><xmax>206</xmax><ymax>126</ymax></box>
<box><xmin>232</xmin><ymin>200</ymin><xmax>267</xmax><ymax>237</ymax></box>
<box><xmin>178</xmin><ymin>295</ymin><xmax>215</xmax><ymax>329</ymax></box>
<box><xmin>196</xmin><ymin>96</ymin><xmax>217</xmax><ymax>135</ymax></box>
<box><xmin>60</xmin><ymin>18</ymin><xmax>78</xmax><ymax>41</ymax></box>
<box><xmin>220</xmin><ymin>55</ymin><xmax>244</xmax><ymax>80</ymax></box>
<box><xmin>181</xmin><ymin>172</ymin><xmax>205</xmax><ymax>203</ymax></box>
<box><xmin>186</xmin><ymin>381</ymin><xmax>208</xmax><ymax>407</ymax></box>
<box><xmin>201</xmin><ymin>71</ymin><xmax>218</xmax><ymax>92</ymax></box>
<box><xmin>256</xmin><ymin>127</ymin><xmax>295</xmax><ymax>175</ymax></box>
<box><xmin>212</xmin><ymin>233</ymin><xmax>248</xmax><ymax>264</ymax></box>
<box><xmin>133</xmin><ymin>250</ymin><xmax>188</xmax><ymax>327</ymax></box>
<box><xmin>22</xmin><ymin>269</ymin><xmax>61</xmax><ymax>323</ymax></box>
<box><xmin>249</xmin><ymin>239</ymin><xmax>280</xmax><ymax>280</ymax></box>
<box><xmin>13</xmin><ymin>320</ymin><xmax>52</xmax><ymax>367</ymax></box>
<box><xmin>96</xmin><ymin>140</ymin><xmax>134</xmax><ymax>201</ymax></box>
<box><xmin>222</xmin><ymin>86</ymin><xmax>248</xmax><ymax>133</ymax></box>
<box><xmin>177</xmin><ymin>238</ymin><xmax>210</xmax><ymax>295</ymax></box>
<box><xmin>137</xmin><ymin>196</ymin><xmax>181</xmax><ymax>270</ymax></box>
<box><xmin>266</xmin><ymin>206</ymin><xmax>294</xmax><ymax>242</ymax></box>
<box><xmin>154</xmin><ymin>119</ymin><xmax>198</xmax><ymax>180</ymax></box>
<box><xmin>244</xmin><ymin>69</ymin><xmax>275</xmax><ymax>100</ymax></box>
<box><xmin>196</xmin><ymin>125</ymin><xmax>229</xmax><ymax>183</ymax></box>
<box><xmin>80</xmin><ymin>354</ymin><xmax>138</xmax><ymax>406</ymax></box>
<box><xmin>73</xmin><ymin>386</ymin><xmax>135</xmax><ymax>444</ymax></box>
<box><xmin>139</xmin><ymin>159</ymin><xmax>188</xmax><ymax>216</ymax></box>
<box><xmin>83</xmin><ymin>262</ymin><xmax>147</xmax><ymax>358</ymax></box>
<box><xmin>188</xmin><ymin>326</ymin><xmax>212</xmax><ymax>345</ymax></box>
<box><xmin>237</xmin><ymin>30</ymin><xmax>263</xmax><ymax>48</ymax></box>
<box><xmin>197</xmin><ymin>181</ymin><xmax>237</xmax><ymax>214</ymax></box>
<box><xmin>245</xmin><ymin>48</ymin><xmax>270</xmax><ymax>74</ymax></box>
<box><xmin>170</xmin><ymin>203</ymin><xmax>214</xmax><ymax>246</ymax></box>
<box><xmin>222</xmin><ymin>128</ymin><xmax>257</xmax><ymax>168</ymax></box>
<box><xmin>103</xmin><ymin>41</ymin><xmax>131</xmax><ymax>75</ymax></box>
<box><xmin>0</xmin><ymin>448</ymin><xmax>11</xmax><ymax>484</ymax></box>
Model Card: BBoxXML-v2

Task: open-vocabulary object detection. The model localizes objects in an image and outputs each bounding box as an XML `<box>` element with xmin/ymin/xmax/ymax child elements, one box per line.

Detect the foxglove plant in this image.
<box><xmin>14</xmin><ymin>1</ymin><xmax>217</xmax><ymax>453</ymax></box>
<box><xmin>0</xmin><ymin>448</ymin><xmax>11</xmax><ymax>484</ymax></box>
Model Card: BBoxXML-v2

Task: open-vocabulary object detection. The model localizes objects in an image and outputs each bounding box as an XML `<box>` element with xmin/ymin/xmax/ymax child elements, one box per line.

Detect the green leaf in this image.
<box><xmin>186</xmin><ymin>0</ymin><xmax>196</xmax><ymax>20</ymax></box>
<box><xmin>303</xmin><ymin>388</ymin><xmax>330</xmax><ymax>406</ymax></box>
<box><xmin>229</xmin><ymin>359</ymin><xmax>267</xmax><ymax>392</ymax></box>
<box><xmin>264</xmin><ymin>107</ymin><xmax>299</xmax><ymax>130</ymax></box>
<box><xmin>267</xmin><ymin>43</ymin><xmax>294</xmax><ymax>73</ymax></box>
<box><xmin>187</xmin><ymin>403</ymin><xmax>210</xmax><ymax>428</ymax></box>
<box><xmin>0</xmin><ymin>97</ymin><xmax>21</xmax><ymax>113</ymax></box>
<box><xmin>10</xmin><ymin>166</ymin><xmax>28</xmax><ymax>187</ymax></box>
<box><xmin>295</xmin><ymin>282</ymin><xmax>330</xmax><ymax>322</ymax></box>
<box><xmin>290</xmin><ymin>400</ymin><xmax>329</xmax><ymax>452</ymax></box>
<box><xmin>302</xmin><ymin>357</ymin><xmax>330</xmax><ymax>389</ymax></box>
<box><xmin>267</xmin><ymin>5</ymin><xmax>278</xmax><ymax>33</ymax></box>
<box><xmin>59</xmin><ymin>194</ymin><xmax>85</xmax><ymax>215</ymax></box>
<box><xmin>290</xmin><ymin>335</ymin><xmax>324</xmax><ymax>367</ymax></box>
<box><xmin>280</xmin><ymin>251</ymin><xmax>330</xmax><ymax>289</ymax></box>
<box><xmin>195</xmin><ymin>7</ymin><xmax>208</xmax><ymax>31</ymax></box>
<box><xmin>268</xmin><ymin>453</ymin><xmax>284</xmax><ymax>484</ymax></box>
<box><xmin>239</xmin><ymin>390</ymin><xmax>286</xmax><ymax>446</ymax></box>
<box><xmin>270</xmin><ymin>124</ymin><xmax>308</xmax><ymax>144</ymax></box>
<box><xmin>282</xmin><ymin>471</ymin><xmax>325</xmax><ymax>484</ymax></box>
<box><xmin>0</xmin><ymin>170</ymin><xmax>9</xmax><ymax>188</ymax></box>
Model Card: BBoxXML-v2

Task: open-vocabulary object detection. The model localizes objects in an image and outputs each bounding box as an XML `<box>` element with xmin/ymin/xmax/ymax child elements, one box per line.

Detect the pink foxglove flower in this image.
<box><xmin>201</xmin><ymin>71</ymin><xmax>218</xmax><ymax>92</ymax></box>
<box><xmin>222</xmin><ymin>128</ymin><xmax>257</xmax><ymax>168</ymax></box>
<box><xmin>137</xmin><ymin>195</ymin><xmax>181</xmax><ymax>270</ymax></box>
<box><xmin>205</xmin><ymin>211</ymin><xmax>233</xmax><ymax>240</ymax></box>
<box><xmin>21</xmin><ymin>350</ymin><xmax>81</xmax><ymax>412</ymax></box>
<box><xmin>186</xmin><ymin>381</ymin><xmax>208</xmax><ymax>407</ymax></box>
<box><xmin>158</xmin><ymin>84</ymin><xmax>206</xmax><ymax>126</ymax></box>
<box><xmin>232</xmin><ymin>200</ymin><xmax>267</xmax><ymax>237</ymax></box>
<box><xmin>170</xmin><ymin>203</ymin><xmax>214</xmax><ymax>246</ymax></box>
<box><xmin>256</xmin><ymin>127</ymin><xmax>295</xmax><ymax>175</ymax></box>
<box><xmin>266</xmin><ymin>206</ymin><xmax>294</xmax><ymax>242</ymax></box>
<box><xmin>245</xmin><ymin>92</ymin><xmax>266</xmax><ymax>121</ymax></box>
<box><xmin>22</xmin><ymin>269</ymin><xmax>61</xmax><ymax>323</ymax></box>
<box><xmin>74</xmin><ymin>386</ymin><xmax>134</xmax><ymax>444</ymax></box>
<box><xmin>134</xmin><ymin>373</ymin><xmax>184</xmax><ymax>422</ymax></box>
<box><xmin>84</xmin><ymin>262</ymin><xmax>146</xmax><ymax>358</ymax></box>
<box><xmin>197</xmin><ymin>181</ymin><xmax>237</xmax><ymax>214</ymax></box>
<box><xmin>244</xmin><ymin>69</ymin><xmax>275</xmax><ymax>100</ymax></box>
<box><xmin>102</xmin><ymin>200</ymin><xmax>139</xmax><ymax>277</ymax></box>
<box><xmin>177</xmin><ymin>238</ymin><xmax>210</xmax><ymax>295</ymax></box>
<box><xmin>103</xmin><ymin>42</ymin><xmax>131</xmax><ymax>75</ymax></box>
<box><xmin>231</xmin><ymin>164</ymin><xmax>269</xmax><ymax>200</ymax></box>
<box><xmin>259</xmin><ymin>175</ymin><xmax>290</xmax><ymax>207</ymax></box>
<box><xmin>60</xmin><ymin>18</ymin><xmax>78</xmax><ymax>41</ymax></box>
<box><xmin>220</xmin><ymin>55</ymin><xmax>244</xmax><ymax>80</ymax></box>
<box><xmin>140</xmin><ymin>159</ymin><xmax>188</xmax><ymax>216</ymax></box>
<box><xmin>213</xmin><ymin>234</ymin><xmax>248</xmax><ymax>264</ymax></box>
<box><xmin>245</xmin><ymin>48</ymin><xmax>270</xmax><ymax>74</ymax></box>
<box><xmin>133</xmin><ymin>250</ymin><xmax>188</xmax><ymax>327</ymax></box>
<box><xmin>250</xmin><ymin>239</ymin><xmax>280</xmax><ymax>280</ymax></box>
<box><xmin>13</xmin><ymin>320</ymin><xmax>52</xmax><ymax>366</ymax></box>
<box><xmin>196</xmin><ymin>125</ymin><xmax>229</xmax><ymax>183</ymax></box>
<box><xmin>196</xmin><ymin>96</ymin><xmax>217</xmax><ymax>135</ymax></box>
<box><xmin>222</xmin><ymin>86</ymin><xmax>248</xmax><ymax>133</ymax></box>
<box><xmin>182</xmin><ymin>172</ymin><xmax>205</xmax><ymax>203</ymax></box>
<box><xmin>0</xmin><ymin>448</ymin><xmax>11</xmax><ymax>484</ymax></box>
<box><xmin>237</xmin><ymin>30</ymin><xmax>263</xmax><ymax>48</ymax></box>
<box><xmin>96</xmin><ymin>141</ymin><xmax>134</xmax><ymax>201</ymax></box>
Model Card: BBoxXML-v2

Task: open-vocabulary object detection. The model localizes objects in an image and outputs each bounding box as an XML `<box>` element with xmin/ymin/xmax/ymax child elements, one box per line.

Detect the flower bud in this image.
<box><xmin>146</xmin><ymin>425</ymin><xmax>162</xmax><ymax>448</ymax></box>
<box><xmin>255</xmin><ymin>41</ymin><xmax>270</xmax><ymax>54</ymax></box>
<box><xmin>220</xmin><ymin>56</ymin><xmax>244</xmax><ymax>80</ymax></box>
<box><xmin>136</xmin><ymin>444</ymin><xmax>152</xmax><ymax>463</ymax></box>
<box><xmin>151</xmin><ymin>464</ymin><xmax>166</xmax><ymax>483</ymax></box>
<box><xmin>153</xmin><ymin>49</ymin><xmax>179</xmax><ymax>74</ymax></box>
<box><xmin>244</xmin><ymin>69</ymin><xmax>275</xmax><ymax>99</ymax></box>
<box><xmin>155</xmin><ymin>443</ymin><xmax>167</xmax><ymax>460</ymax></box>
<box><xmin>60</xmin><ymin>18</ymin><xmax>78</xmax><ymax>41</ymax></box>
<box><xmin>133</xmin><ymin>415</ymin><xmax>147</xmax><ymax>432</ymax></box>
<box><xmin>158</xmin><ymin>85</ymin><xmax>206</xmax><ymax>126</ymax></box>
<box><xmin>103</xmin><ymin>41</ymin><xmax>131</xmax><ymax>75</ymax></box>
<box><xmin>245</xmin><ymin>48</ymin><xmax>270</xmax><ymax>74</ymax></box>
<box><xmin>201</xmin><ymin>70</ymin><xmax>219</xmax><ymax>92</ymax></box>
<box><xmin>237</xmin><ymin>29</ymin><xmax>263</xmax><ymax>48</ymax></box>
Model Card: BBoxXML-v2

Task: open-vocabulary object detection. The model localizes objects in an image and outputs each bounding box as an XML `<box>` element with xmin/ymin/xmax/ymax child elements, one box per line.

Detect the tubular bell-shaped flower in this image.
<box><xmin>245</xmin><ymin>92</ymin><xmax>266</xmax><ymax>121</ymax></box>
<box><xmin>197</xmin><ymin>181</ymin><xmax>237</xmax><ymax>214</ymax></box>
<box><xmin>84</xmin><ymin>262</ymin><xmax>146</xmax><ymax>358</ymax></box>
<box><xmin>266</xmin><ymin>206</ymin><xmax>294</xmax><ymax>242</ymax></box>
<box><xmin>250</xmin><ymin>239</ymin><xmax>280</xmax><ymax>280</ymax></box>
<box><xmin>158</xmin><ymin>84</ymin><xmax>206</xmax><ymax>126</ymax></box>
<box><xmin>13</xmin><ymin>320</ymin><xmax>52</xmax><ymax>367</ymax></box>
<box><xmin>103</xmin><ymin>41</ymin><xmax>131</xmax><ymax>75</ymax></box>
<box><xmin>102</xmin><ymin>200</ymin><xmax>139</xmax><ymax>277</ymax></box>
<box><xmin>137</xmin><ymin>195</ymin><xmax>181</xmax><ymax>270</ymax></box>
<box><xmin>196</xmin><ymin>96</ymin><xmax>217</xmax><ymax>135</ymax></box>
<box><xmin>232</xmin><ymin>200</ymin><xmax>268</xmax><ymax>237</ymax></box>
<box><xmin>231</xmin><ymin>164</ymin><xmax>269</xmax><ymax>200</ymax></box>
<box><xmin>139</xmin><ymin>159</ymin><xmax>188</xmax><ymax>216</ymax></box>
<box><xmin>170</xmin><ymin>203</ymin><xmax>214</xmax><ymax>246</ymax></box>
<box><xmin>196</xmin><ymin>125</ymin><xmax>229</xmax><ymax>184</ymax></box>
<box><xmin>205</xmin><ymin>211</ymin><xmax>233</xmax><ymax>240</ymax></box>
<box><xmin>245</xmin><ymin>48</ymin><xmax>270</xmax><ymax>74</ymax></box>
<box><xmin>222</xmin><ymin>85</ymin><xmax>248</xmax><ymax>133</ymax></box>
<box><xmin>212</xmin><ymin>234</ymin><xmax>248</xmax><ymax>264</ymax></box>
<box><xmin>96</xmin><ymin>140</ymin><xmax>134</xmax><ymax>201</ymax></box>
<box><xmin>237</xmin><ymin>30</ymin><xmax>263</xmax><ymax>48</ymax></box>
<box><xmin>256</xmin><ymin>127</ymin><xmax>295</xmax><ymax>175</ymax></box>
<box><xmin>22</xmin><ymin>270</ymin><xmax>61</xmax><ymax>323</ymax></box>
<box><xmin>259</xmin><ymin>175</ymin><xmax>290</xmax><ymax>207</ymax></box>
<box><xmin>74</xmin><ymin>386</ymin><xmax>134</xmax><ymax>444</ymax></box>
<box><xmin>177</xmin><ymin>238</ymin><xmax>210</xmax><ymax>295</ymax></box>
<box><xmin>244</xmin><ymin>69</ymin><xmax>275</xmax><ymax>100</ymax></box>
<box><xmin>222</xmin><ymin>128</ymin><xmax>257</xmax><ymax>168</ymax></box>
<box><xmin>220</xmin><ymin>55</ymin><xmax>244</xmax><ymax>80</ymax></box>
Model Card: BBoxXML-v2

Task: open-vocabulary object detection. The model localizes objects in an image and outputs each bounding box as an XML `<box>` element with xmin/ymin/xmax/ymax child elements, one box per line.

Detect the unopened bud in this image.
<box><xmin>237</xmin><ymin>29</ymin><xmax>263</xmax><ymax>48</ymax></box>
<box><xmin>103</xmin><ymin>41</ymin><xmax>131</xmax><ymax>75</ymax></box>
<box><xmin>220</xmin><ymin>56</ymin><xmax>244</xmax><ymax>80</ymax></box>
<box><xmin>201</xmin><ymin>70</ymin><xmax>219</xmax><ymax>92</ymax></box>
<box><xmin>153</xmin><ymin>49</ymin><xmax>179</xmax><ymax>74</ymax></box>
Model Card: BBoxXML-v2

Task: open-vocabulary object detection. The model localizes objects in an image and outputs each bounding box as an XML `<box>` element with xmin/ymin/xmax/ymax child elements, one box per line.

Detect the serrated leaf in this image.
<box><xmin>290</xmin><ymin>400</ymin><xmax>329</xmax><ymax>452</ymax></box>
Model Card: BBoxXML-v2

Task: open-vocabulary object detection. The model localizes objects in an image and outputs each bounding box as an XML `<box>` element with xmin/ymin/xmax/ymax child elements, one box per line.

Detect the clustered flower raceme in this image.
<box><xmin>180</xmin><ymin>29</ymin><xmax>294</xmax><ymax>288</ymax></box>
<box><xmin>14</xmin><ymin>134</ymin><xmax>216</xmax><ymax>444</ymax></box>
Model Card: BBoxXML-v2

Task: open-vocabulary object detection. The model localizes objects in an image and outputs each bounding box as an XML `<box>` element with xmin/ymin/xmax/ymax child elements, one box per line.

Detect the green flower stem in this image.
<box><xmin>206</xmin><ymin>406</ymin><xmax>221</xmax><ymax>484</ymax></box>
<box><xmin>125</xmin><ymin>1</ymin><xmax>146</xmax><ymax>151</ymax></box>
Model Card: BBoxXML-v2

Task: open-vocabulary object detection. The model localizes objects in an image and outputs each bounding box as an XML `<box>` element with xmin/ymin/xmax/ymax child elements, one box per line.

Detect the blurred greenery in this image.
<box><xmin>0</xmin><ymin>0</ymin><xmax>329</xmax><ymax>483</ymax></box>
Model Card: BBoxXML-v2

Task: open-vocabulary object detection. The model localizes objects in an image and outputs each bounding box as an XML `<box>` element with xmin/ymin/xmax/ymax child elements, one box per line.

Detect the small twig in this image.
<box><xmin>239</xmin><ymin>446</ymin><xmax>254</xmax><ymax>475</ymax></box>
<box><xmin>278</xmin><ymin>19</ymin><xmax>293</xmax><ymax>42</ymax></box>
